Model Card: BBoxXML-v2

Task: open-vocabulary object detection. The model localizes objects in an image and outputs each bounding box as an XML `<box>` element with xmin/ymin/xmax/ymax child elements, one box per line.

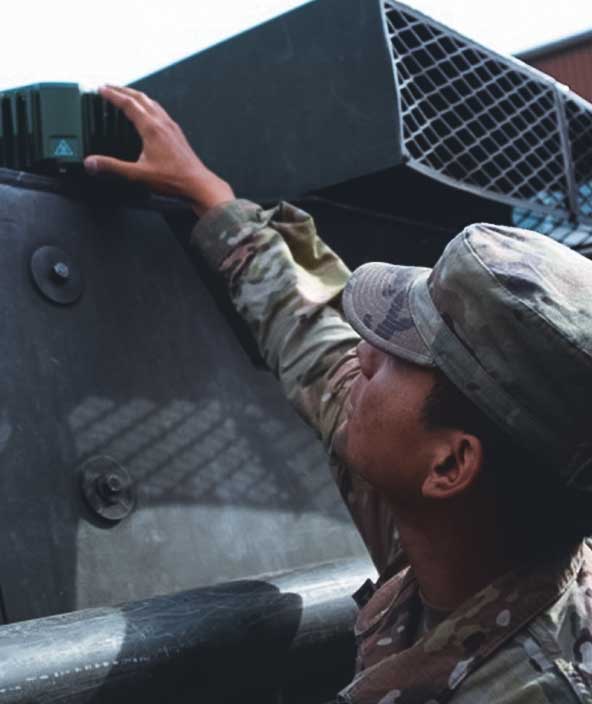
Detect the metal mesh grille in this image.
<box><xmin>566</xmin><ymin>95</ymin><xmax>592</xmax><ymax>221</ymax></box>
<box><xmin>383</xmin><ymin>2</ymin><xmax>570</xmax><ymax>218</ymax></box>
<box><xmin>512</xmin><ymin>209</ymin><xmax>592</xmax><ymax>249</ymax></box>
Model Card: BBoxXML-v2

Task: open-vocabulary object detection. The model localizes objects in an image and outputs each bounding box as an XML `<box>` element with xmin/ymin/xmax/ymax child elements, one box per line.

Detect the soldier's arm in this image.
<box><xmin>192</xmin><ymin>199</ymin><xmax>357</xmax><ymax>445</ymax></box>
<box><xmin>191</xmin><ymin>199</ymin><xmax>400</xmax><ymax>572</ymax></box>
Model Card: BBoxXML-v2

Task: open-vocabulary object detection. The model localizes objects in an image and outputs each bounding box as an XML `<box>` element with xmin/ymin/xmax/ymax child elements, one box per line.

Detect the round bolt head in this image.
<box><xmin>51</xmin><ymin>262</ymin><xmax>70</xmax><ymax>283</ymax></box>
<box><xmin>31</xmin><ymin>246</ymin><xmax>83</xmax><ymax>305</ymax></box>
<box><xmin>105</xmin><ymin>474</ymin><xmax>123</xmax><ymax>494</ymax></box>
<box><xmin>80</xmin><ymin>456</ymin><xmax>136</xmax><ymax>522</ymax></box>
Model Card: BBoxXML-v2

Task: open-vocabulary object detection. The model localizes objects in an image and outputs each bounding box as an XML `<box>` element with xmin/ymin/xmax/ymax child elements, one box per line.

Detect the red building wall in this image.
<box><xmin>521</xmin><ymin>36</ymin><xmax>592</xmax><ymax>104</ymax></box>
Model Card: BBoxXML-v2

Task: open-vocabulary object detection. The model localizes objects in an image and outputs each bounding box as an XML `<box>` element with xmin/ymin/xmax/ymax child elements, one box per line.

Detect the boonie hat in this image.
<box><xmin>342</xmin><ymin>223</ymin><xmax>592</xmax><ymax>490</ymax></box>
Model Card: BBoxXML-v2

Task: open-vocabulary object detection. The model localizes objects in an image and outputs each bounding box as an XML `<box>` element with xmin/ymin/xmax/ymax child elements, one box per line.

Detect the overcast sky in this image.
<box><xmin>1</xmin><ymin>0</ymin><xmax>591</xmax><ymax>91</ymax></box>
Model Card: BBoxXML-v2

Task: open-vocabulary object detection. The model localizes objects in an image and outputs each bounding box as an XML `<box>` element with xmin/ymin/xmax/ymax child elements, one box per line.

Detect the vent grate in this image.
<box><xmin>566</xmin><ymin>95</ymin><xmax>592</xmax><ymax>220</ymax></box>
<box><xmin>512</xmin><ymin>209</ymin><xmax>592</xmax><ymax>250</ymax></box>
<box><xmin>383</xmin><ymin>3</ymin><xmax>570</xmax><ymax>216</ymax></box>
<box><xmin>382</xmin><ymin>2</ymin><xmax>592</xmax><ymax>248</ymax></box>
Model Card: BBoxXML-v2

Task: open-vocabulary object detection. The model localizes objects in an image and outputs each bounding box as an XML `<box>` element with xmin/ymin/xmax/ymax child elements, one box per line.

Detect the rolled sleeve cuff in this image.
<box><xmin>190</xmin><ymin>199</ymin><xmax>268</xmax><ymax>270</ymax></box>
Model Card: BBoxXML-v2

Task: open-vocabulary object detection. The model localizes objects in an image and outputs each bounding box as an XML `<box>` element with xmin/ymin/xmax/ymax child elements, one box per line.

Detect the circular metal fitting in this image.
<box><xmin>30</xmin><ymin>246</ymin><xmax>83</xmax><ymax>305</ymax></box>
<box><xmin>80</xmin><ymin>456</ymin><xmax>136</xmax><ymax>523</ymax></box>
<box><xmin>51</xmin><ymin>261</ymin><xmax>70</xmax><ymax>283</ymax></box>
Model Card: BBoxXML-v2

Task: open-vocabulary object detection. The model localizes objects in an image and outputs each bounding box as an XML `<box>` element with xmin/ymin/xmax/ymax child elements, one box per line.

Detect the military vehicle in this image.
<box><xmin>0</xmin><ymin>0</ymin><xmax>590</xmax><ymax>701</ymax></box>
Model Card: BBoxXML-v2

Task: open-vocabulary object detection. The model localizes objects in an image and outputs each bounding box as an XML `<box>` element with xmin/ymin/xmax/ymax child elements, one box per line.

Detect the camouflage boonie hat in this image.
<box><xmin>342</xmin><ymin>223</ymin><xmax>592</xmax><ymax>490</ymax></box>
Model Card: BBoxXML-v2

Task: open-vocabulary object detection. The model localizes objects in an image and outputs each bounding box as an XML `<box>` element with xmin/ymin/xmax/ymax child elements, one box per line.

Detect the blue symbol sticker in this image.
<box><xmin>53</xmin><ymin>139</ymin><xmax>75</xmax><ymax>157</ymax></box>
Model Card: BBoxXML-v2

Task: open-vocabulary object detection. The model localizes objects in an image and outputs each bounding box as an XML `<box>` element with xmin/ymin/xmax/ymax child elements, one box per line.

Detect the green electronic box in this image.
<box><xmin>0</xmin><ymin>83</ymin><xmax>141</xmax><ymax>173</ymax></box>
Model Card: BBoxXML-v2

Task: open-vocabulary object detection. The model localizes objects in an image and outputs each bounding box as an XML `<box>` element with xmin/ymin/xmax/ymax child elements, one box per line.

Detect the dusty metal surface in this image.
<box><xmin>0</xmin><ymin>173</ymin><xmax>373</xmax><ymax>623</ymax></box>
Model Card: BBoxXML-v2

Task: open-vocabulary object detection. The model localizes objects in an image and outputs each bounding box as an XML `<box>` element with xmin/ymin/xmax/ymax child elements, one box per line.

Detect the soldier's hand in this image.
<box><xmin>84</xmin><ymin>85</ymin><xmax>235</xmax><ymax>216</ymax></box>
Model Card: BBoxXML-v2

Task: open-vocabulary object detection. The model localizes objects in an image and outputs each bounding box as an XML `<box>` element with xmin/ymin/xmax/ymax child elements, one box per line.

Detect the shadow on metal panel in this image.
<box><xmin>0</xmin><ymin>170</ymin><xmax>376</xmax><ymax>624</ymax></box>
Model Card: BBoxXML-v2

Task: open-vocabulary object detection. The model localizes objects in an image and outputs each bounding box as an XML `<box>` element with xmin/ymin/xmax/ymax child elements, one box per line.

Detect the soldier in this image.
<box><xmin>85</xmin><ymin>85</ymin><xmax>592</xmax><ymax>703</ymax></box>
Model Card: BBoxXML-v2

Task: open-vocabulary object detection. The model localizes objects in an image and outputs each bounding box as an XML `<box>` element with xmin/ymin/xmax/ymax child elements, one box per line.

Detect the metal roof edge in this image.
<box><xmin>517</xmin><ymin>29</ymin><xmax>592</xmax><ymax>62</ymax></box>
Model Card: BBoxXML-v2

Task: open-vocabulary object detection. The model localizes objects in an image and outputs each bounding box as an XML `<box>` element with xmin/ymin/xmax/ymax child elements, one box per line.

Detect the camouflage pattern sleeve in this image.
<box><xmin>191</xmin><ymin>199</ymin><xmax>399</xmax><ymax>572</ymax></box>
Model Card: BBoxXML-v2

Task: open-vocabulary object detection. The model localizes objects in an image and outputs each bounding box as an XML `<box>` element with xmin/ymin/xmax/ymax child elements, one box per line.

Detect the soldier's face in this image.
<box><xmin>334</xmin><ymin>341</ymin><xmax>440</xmax><ymax>502</ymax></box>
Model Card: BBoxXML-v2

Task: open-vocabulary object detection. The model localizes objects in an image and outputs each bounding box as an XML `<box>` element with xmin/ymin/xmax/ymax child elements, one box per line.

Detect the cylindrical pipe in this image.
<box><xmin>0</xmin><ymin>558</ymin><xmax>374</xmax><ymax>703</ymax></box>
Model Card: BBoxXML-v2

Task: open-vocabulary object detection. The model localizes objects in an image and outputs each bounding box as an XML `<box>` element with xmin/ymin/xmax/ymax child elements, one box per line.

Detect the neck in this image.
<box><xmin>395</xmin><ymin>497</ymin><xmax>528</xmax><ymax>612</ymax></box>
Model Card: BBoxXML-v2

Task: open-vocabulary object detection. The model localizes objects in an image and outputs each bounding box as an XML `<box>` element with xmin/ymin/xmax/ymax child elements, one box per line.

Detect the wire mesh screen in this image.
<box><xmin>382</xmin><ymin>1</ymin><xmax>592</xmax><ymax>249</ymax></box>
<box><xmin>566</xmin><ymin>95</ymin><xmax>592</xmax><ymax>220</ymax></box>
<box><xmin>511</xmin><ymin>209</ymin><xmax>592</xmax><ymax>249</ymax></box>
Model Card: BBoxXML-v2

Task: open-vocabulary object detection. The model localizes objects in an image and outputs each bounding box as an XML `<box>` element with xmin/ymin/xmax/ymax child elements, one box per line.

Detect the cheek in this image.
<box><xmin>340</xmin><ymin>377</ymin><xmax>428</xmax><ymax>495</ymax></box>
<box><xmin>342</xmin><ymin>382</ymin><xmax>399</xmax><ymax>475</ymax></box>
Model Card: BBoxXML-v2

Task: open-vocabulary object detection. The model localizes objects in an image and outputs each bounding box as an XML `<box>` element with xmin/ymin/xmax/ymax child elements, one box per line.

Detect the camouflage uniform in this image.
<box><xmin>192</xmin><ymin>199</ymin><xmax>592</xmax><ymax>703</ymax></box>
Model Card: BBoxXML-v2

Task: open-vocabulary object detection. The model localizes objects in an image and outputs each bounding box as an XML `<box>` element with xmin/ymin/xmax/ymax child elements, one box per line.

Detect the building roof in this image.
<box><xmin>517</xmin><ymin>29</ymin><xmax>592</xmax><ymax>62</ymax></box>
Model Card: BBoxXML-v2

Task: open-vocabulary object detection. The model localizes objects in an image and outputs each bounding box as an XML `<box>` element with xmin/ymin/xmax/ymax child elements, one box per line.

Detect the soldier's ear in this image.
<box><xmin>421</xmin><ymin>432</ymin><xmax>483</xmax><ymax>500</ymax></box>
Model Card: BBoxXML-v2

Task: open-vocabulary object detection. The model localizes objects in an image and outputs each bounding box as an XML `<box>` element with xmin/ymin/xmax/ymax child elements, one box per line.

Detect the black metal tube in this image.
<box><xmin>0</xmin><ymin>559</ymin><xmax>373</xmax><ymax>704</ymax></box>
